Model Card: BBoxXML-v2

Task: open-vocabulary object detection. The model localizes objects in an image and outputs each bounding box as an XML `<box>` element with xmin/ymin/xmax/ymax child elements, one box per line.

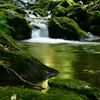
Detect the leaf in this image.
<box><xmin>0</xmin><ymin>61</ymin><xmax>3</xmax><ymax>65</ymax></box>
<box><xmin>6</xmin><ymin>61</ymin><xmax>12</xmax><ymax>67</ymax></box>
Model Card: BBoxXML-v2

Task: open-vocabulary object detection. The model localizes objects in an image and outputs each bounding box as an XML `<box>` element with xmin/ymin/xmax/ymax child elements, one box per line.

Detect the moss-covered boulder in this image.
<box><xmin>48</xmin><ymin>79</ymin><xmax>99</xmax><ymax>100</ymax></box>
<box><xmin>0</xmin><ymin>30</ymin><xmax>59</xmax><ymax>85</ymax></box>
<box><xmin>66</xmin><ymin>4</ymin><xmax>87</xmax><ymax>28</ymax></box>
<box><xmin>48</xmin><ymin>17</ymin><xmax>88</xmax><ymax>40</ymax></box>
<box><xmin>84</xmin><ymin>11</ymin><xmax>100</xmax><ymax>35</ymax></box>
<box><xmin>0</xmin><ymin>4</ymin><xmax>32</xmax><ymax>40</ymax></box>
<box><xmin>51</xmin><ymin>4</ymin><xmax>87</xmax><ymax>29</ymax></box>
<box><xmin>0</xmin><ymin>78</ymin><xmax>99</xmax><ymax>100</ymax></box>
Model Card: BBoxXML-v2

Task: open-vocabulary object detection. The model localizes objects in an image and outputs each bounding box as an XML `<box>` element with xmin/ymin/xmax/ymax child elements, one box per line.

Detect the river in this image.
<box><xmin>18</xmin><ymin>8</ymin><xmax>100</xmax><ymax>92</ymax></box>
<box><xmin>20</xmin><ymin>39</ymin><xmax>100</xmax><ymax>89</ymax></box>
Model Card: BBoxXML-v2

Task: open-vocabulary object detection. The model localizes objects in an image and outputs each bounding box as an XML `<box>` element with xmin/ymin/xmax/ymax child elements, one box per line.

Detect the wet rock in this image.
<box><xmin>48</xmin><ymin>17</ymin><xmax>89</xmax><ymax>40</ymax></box>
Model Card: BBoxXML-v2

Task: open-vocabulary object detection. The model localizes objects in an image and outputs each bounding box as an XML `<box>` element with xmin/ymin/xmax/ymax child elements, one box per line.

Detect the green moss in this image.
<box><xmin>33</xmin><ymin>8</ymin><xmax>47</xmax><ymax>17</ymax></box>
<box><xmin>51</xmin><ymin>5</ymin><xmax>67</xmax><ymax>18</ymax></box>
<box><xmin>48</xmin><ymin>79</ymin><xmax>99</xmax><ymax>100</ymax></box>
<box><xmin>83</xmin><ymin>11</ymin><xmax>100</xmax><ymax>33</ymax></box>
<box><xmin>90</xmin><ymin>25</ymin><xmax>100</xmax><ymax>35</ymax></box>
<box><xmin>2</xmin><ymin>9</ymin><xmax>32</xmax><ymax>40</ymax></box>
<box><xmin>0</xmin><ymin>78</ymin><xmax>99</xmax><ymax>100</ymax></box>
<box><xmin>66</xmin><ymin>4</ymin><xmax>87</xmax><ymax>27</ymax></box>
<box><xmin>0</xmin><ymin>28</ymin><xmax>59</xmax><ymax>83</ymax></box>
<box><xmin>0</xmin><ymin>4</ymin><xmax>26</xmax><ymax>15</ymax></box>
<box><xmin>88</xmin><ymin>11</ymin><xmax>100</xmax><ymax>25</ymax></box>
<box><xmin>48</xmin><ymin>17</ymin><xmax>88</xmax><ymax>40</ymax></box>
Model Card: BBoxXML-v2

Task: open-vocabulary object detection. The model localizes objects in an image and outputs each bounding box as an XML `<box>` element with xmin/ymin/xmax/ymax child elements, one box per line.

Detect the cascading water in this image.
<box><xmin>18</xmin><ymin>1</ymin><xmax>100</xmax><ymax>93</ymax></box>
<box><xmin>30</xmin><ymin>21</ymin><xmax>49</xmax><ymax>37</ymax></box>
<box><xmin>20</xmin><ymin>9</ymin><xmax>100</xmax><ymax>44</ymax></box>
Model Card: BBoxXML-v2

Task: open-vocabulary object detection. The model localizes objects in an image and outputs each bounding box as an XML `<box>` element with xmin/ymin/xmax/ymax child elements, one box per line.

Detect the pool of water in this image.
<box><xmin>21</xmin><ymin>41</ymin><xmax>100</xmax><ymax>88</ymax></box>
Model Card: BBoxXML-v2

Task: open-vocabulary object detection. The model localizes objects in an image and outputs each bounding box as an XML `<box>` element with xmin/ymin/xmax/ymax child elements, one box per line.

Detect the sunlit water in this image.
<box><xmin>19</xmin><ymin>13</ymin><xmax>100</xmax><ymax>92</ymax></box>
<box><xmin>20</xmin><ymin>39</ymin><xmax>100</xmax><ymax>89</ymax></box>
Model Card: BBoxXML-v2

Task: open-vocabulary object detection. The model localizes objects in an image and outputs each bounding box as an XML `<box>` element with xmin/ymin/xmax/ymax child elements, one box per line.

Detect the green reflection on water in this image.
<box><xmin>21</xmin><ymin>42</ymin><xmax>100</xmax><ymax>87</ymax></box>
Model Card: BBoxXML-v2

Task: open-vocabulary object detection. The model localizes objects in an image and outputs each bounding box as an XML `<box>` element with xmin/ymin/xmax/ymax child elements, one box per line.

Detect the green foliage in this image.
<box><xmin>0</xmin><ymin>12</ymin><xmax>12</xmax><ymax>33</ymax></box>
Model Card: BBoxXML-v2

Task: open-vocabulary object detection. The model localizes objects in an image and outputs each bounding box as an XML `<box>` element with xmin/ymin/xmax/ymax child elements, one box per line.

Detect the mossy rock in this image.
<box><xmin>0</xmin><ymin>3</ymin><xmax>26</xmax><ymax>15</ymax></box>
<box><xmin>48</xmin><ymin>17</ymin><xmax>88</xmax><ymax>40</ymax></box>
<box><xmin>90</xmin><ymin>25</ymin><xmax>100</xmax><ymax>35</ymax></box>
<box><xmin>83</xmin><ymin>11</ymin><xmax>100</xmax><ymax>34</ymax></box>
<box><xmin>51</xmin><ymin>5</ymin><xmax>68</xmax><ymax>18</ymax></box>
<box><xmin>2</xmin><ymin>9</ymin><xmax>32</xmax><ymax>40</ymax></box>
<box><xmin>0</xmin><ymin>30</ymin><xmax>59</xmax><ymax>85</ymax></box>
<box><xmin>88</xmin><ymin>11</ymin><xmax>100</xmax><ymax>25</ymax></box>
<box><xmin>0</xmin><ymin>79</ymin><xmax>99</xmax><ymax>100</ymax></box>
<box><xmin>66</xmin><ymin>4</ymin><xmax>87</xmax><ymax>28</ymax></box>
<box><xmin>48</xmin><ymin>79</ymin><xmax>99</xmax><ymax>100</ymax></box>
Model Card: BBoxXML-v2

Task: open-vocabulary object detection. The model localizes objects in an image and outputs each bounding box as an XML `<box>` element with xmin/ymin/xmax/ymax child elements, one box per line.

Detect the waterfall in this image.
<box><xmin>30</xmin><ymin>22</ymin><xmax>49</xmax><ymax>38</ymax></box>
<box><xmin>20</xmin><ymin>9</ymin><xmax>100</xmax><ymax>44</ymax></box>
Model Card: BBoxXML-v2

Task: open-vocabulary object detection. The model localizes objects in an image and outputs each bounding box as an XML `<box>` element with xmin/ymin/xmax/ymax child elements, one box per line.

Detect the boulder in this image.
<box><xmin>0</xmin><ymin>4</ymin><xmax>32</xmax><ymax>40</ymax></box>
<box><xmin>48</xmin><ymin>79</ymin><xmax>98</xmax><ymax>100</ymax></box>
<box><xmin>48</xmin><ymin>17</ymin><xmax>88</xmax><ymax>40</ymax></box>
<box><xmin>84</xmin><ymin>11</ymin><xmax>100</xmax><ymax>35</ymax></box>
<box><xmin>66</xmin><ymin>4</ymin><xmax>87</xmax><ymax>29</ymax></box>
<box><xmin>0</xmin><ymin>30</ymin><xmax>59</xmax><ymax>85</ymax></box>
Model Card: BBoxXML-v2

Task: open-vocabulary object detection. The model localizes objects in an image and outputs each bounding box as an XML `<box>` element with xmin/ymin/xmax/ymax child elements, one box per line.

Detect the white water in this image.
<box><xmin>21</xmin><ymin>21</ymin><xmax>100</xmax><ymax>45</ymax></box>
<box><xmin>20</xmin><ymin>10</ymin><xmax>100</xmax><ymax>45</ymax></box>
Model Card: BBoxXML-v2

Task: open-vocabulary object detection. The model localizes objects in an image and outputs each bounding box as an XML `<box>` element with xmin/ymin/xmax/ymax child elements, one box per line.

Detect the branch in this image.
<box><xmin>2</xmin><ymin>64</ymin><xmax>45</xmax><ymax>90</ymax></box>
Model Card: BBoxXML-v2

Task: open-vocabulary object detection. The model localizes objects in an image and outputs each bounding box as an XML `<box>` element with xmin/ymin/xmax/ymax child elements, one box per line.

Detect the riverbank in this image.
<box><xmin>0</xmin><ymin>78</ymin><xmax>100</xmax><ymax>100</ymax></box>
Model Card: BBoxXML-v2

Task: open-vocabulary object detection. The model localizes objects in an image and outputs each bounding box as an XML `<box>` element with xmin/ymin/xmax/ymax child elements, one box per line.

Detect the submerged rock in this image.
<box><xmin>48</xmin><ymin>17</ymin><xmax>88</xmax><ymax>40</ymax></box>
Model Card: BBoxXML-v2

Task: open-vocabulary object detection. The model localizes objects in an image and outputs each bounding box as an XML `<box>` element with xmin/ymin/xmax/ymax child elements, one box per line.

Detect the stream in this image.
<box><xmin>17</xmin><ymin>3</ymin><xmax>100</xmax><ymax>93</ymax></box>
<box><xmin>19</xmin><ymin>17</ymin><xmax>100</xmax><ymax>93</ymax></box>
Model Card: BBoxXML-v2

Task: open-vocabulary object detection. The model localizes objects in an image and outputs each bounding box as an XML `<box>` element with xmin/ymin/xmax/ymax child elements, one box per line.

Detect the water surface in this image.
<box><xmin>21</xmin><ymin>41</ymin><xmax>100</xmax><ymax>87</ymax></box>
